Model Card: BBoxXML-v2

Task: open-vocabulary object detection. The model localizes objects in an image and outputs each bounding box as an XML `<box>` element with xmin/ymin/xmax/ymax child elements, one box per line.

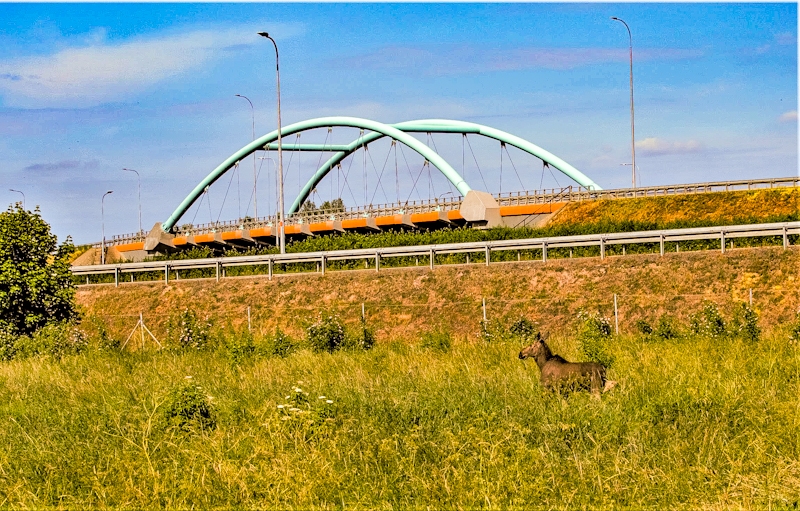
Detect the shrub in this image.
<box><xmin>0</xmin><ymin>323</ymin><xmax>17</xmax><ymax>361</ymax></box>
<box><xmin>307</xmin><ymin>314</ymin><xmax>346</xmax><ymax>353</ymax></box>
<box><xmin>160</xmin><ymin>377</ymin><xmax>216</xmax><ymax>432</ymax></box>
<box><xmin>509</xmin><ymin>317</ymin><xmax>538</xmax><ymax>342</ymax></box>
<box><xmin>421</xmin><ymin>329</ymin><xmax>452</xmax><ymax>353</ymax></box>
<box><xmin>86</xmin><ymin>315</ymin><xmax>120</xmax><ymax>351</ymax></box>
<box><xmin>730</xmin><ymin>302</ymin><xmax>761</xmax><ymax>343</ymax></box>
<box><xmin>654</xmin><ymin>314</ymin><xmax>682</xmax><ymax>340</ymax></box>
<box><xmin>343</xmin><ymin>317</ymin><xmax>376</xmax><ymax>351</ymax></box>
<box><xmin>576</xmin><ymin>310</ymin><xmax>614</xmax><ymax>367</ymax></box>
<box><xmin>635</xmin><ymin>319</ymin><xmax>653</xmax><ymax>336</ymax></box>
<box><xmin>225</xmin><ymin>330</ymin><xmax>255</xmax><ymax>365</ymax></box>
<box><xmin>14</xmin><ymin>322</ymin><xmax>87</xmax><ymax>360</ymax></box>
<box><xmin>690</xmin><ymin>301</ymin><xmax>726</xmax><ymax>338</ymax></box>
<box><xmin>266</xmin><ymin>328</ymin><xmax>297</xmax><ymax>358</ymax></box>
<box><xmin>787</xmin><ymin>311</ymin><xmax>800</xmax><ymax>345</ymax></box>
<box><xmin>167</xmin><ymin>308</ymin><xmax>215</xmax><ymax>351</ymax></box>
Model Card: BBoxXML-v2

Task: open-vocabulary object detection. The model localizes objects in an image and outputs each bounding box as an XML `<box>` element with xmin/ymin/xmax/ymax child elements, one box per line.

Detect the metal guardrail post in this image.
<box><xmin>542</xmin><ymin>242</ymin><xmax>547</xmax><ymax>262</ymax></box>
<box><xmin>721</xmin><ymin>231</ymin><xmax>726</xmax><ymax>254</ymax></box>
<box><xmin>321</xmin><ymin>255</ymin><xmax>326</xmax><ymax>275</ymax></box>
<box><xmin>600</xmin><ymin>238</ymin><xmax>605</xmax><ymax>259</ymax></box>
<box><xmin>216</xmin><ymin>261</ymin><xmax>221</xmax><ymax>282</ymax></box>
<box><xmin>430</xmin><ymin>248</ymin><xmax>434</xmax><ymax>269</ymax></box>
<box><xmin>784</xmin><ymin>227</ymin><xmax>789</xmax><ymax>249</ymax></box>
<box><xmin>164</xmin><ymin>263</ymin><xmax>169</xmax><ymax>284</ymax></box>
<box><xmin>268</xmin><ymin>258</ymin><xmax>273</xmax><ymax>280</ymax></box>
<box><xmin>114</xmin><ymin>267</ymin><xmax>119</xmax><ymax>287</ymax></box>
<box><xmin>485</xmin><ymin>245</ymin><xmax>490</xmax><ymax>266</ymax></box>
<box><xmin>375</xmin><ymin>252</ymin><xmax>380</xmax><ymax>272</ymax></box>
<box><xmin>660</xmin><ymin>235</ymin><xmax>665</xmax><ymax>256</ymax></box>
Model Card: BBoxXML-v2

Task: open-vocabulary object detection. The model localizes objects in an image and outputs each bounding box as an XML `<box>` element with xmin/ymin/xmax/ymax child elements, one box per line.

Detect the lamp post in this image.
<box><xmin>9</xmin><ymin>189</ymin><xmax>24</xmax><ymax>209</ymax></box>
<box><xmin>235</xmin><ymin>94</ymin><xmax>258</xmax><ymax>219</ymax></box>
<box><xmin>122</xmin><ymin>168</ymin><xmax>142</xmax><ymax>235</ymax></box>
<box><xmin>611</xmin><ymin>16</ymin><xmax>636</xmax><ymax>190</ymax></box>
<box><xmin>258</xmin><ymin>31</ymin><xmax>286</xmax><ymax>254</ymax></box>
<box><xmin>101</xmin><ymin>190</ymin><xmax>113</xmax><ymax>265</ymax></box>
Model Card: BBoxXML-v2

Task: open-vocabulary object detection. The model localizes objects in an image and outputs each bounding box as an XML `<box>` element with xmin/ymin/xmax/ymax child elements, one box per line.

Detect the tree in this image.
<box><xmin>0</xmin><ymin>203</ymin><xmax>79</xmax><ymax>335</ymax></box>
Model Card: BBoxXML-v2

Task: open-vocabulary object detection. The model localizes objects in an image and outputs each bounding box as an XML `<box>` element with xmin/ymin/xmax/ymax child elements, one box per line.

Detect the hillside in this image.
<box><xmin>549</xmin><ymin>187</ymin><xmax>799</xmax><ymax>228</ymax></box>
<box><xmin>78</xmin><ymin>246</ymin><xmax>800</xmax><ymax>343</ymax></box>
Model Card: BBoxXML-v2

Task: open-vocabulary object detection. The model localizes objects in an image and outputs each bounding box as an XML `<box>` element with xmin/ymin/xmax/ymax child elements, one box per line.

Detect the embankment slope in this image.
<box><xmin>77</xmin><ymin>246</ymin><xmax>800</xmax><ymax>342</ymax></box>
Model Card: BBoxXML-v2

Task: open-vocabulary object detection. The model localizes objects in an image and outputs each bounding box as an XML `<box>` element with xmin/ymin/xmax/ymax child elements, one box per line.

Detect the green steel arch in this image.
<box><xmin>162</xmin><ymin>116</ymin><xmax>471</xmax><ymax>233</ymax></box>
<box><xmin>288</xmin><ymin>119</ymin><xmax>601</xmax><ymax>214</ymax></box>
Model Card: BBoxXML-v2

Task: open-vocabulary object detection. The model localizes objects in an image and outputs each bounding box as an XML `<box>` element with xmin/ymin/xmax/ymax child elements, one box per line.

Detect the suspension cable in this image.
<box><xmin>216</xmin><ymin>160</ymin><xmax>239</xmax><ymax>224</ymax></box>
<box><xmin>367</xmin><ymin>138</ymin><xmax>392</xmax><ymax>206</ymax></box>
<box><xmin>502</xmin><ymin>143</ymin><xmax>526</xmax><ymax>191</ymax></box>
<box><xmin>465</xmin><ymin>135</ymin><xmax>489</xmax><ymax>190</ymax></box>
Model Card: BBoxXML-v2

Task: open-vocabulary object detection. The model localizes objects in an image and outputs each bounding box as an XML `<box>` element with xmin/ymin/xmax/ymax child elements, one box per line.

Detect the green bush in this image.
<box><xmin>14</xmin><ymin>322</ymin><xmax>87</xmax><ymax>360</ymax></box>
<box><xmin>508</xmin><ymin>317</ymin><xmax>538</xmax><ymax>342</ymax></box>
<box><xmin>787</xmin><ymin>311</ymin><xmax>800</xmax><ymax>345</ymax></box>
<box><xmin>343</xmin><ymin>317</ymin><xmax>376</xmax><ymax>351</ymax></box>
<box><xmin>266</xmin><ymin>328</ymin><xmax>298</xmax><ymax>358</ymax></box>
<box><xmin>731</xmin><ymin>302</ymin><xmax>761</xmax><ymax>343</ymax></box>
<box><xmin>0</xmin><ymin>323</ymin><xmax>17</xmax><ymax>361</ymax></box>
<box><xmin>635</xmin><ymin>319</ymin><xmax>653</xmax><ymax>336</ymax></box>
<box><xmin>654</xmin><ymin>314</ymin><xmax>682</xmax><ymax>340</ymax></box>
<box><xmin>160</xmin><ymin>377</ymin><xmax>217</xmax><ymax>432</ymax></box>
<box><xmin>167</xmin><ymin>308</ymin><xmax>215</xmax><ymax>351</ymax></box>
<box><xmin>307</xmin><ymin>314</ymin><xmax>346</xmax><ymax>353</ymax></box>
<box><xmin>576</xmin><ymin>310</ymin><xmax>614</xmax><ymax>367</ymax></box>
<box><xmin>421</xmin><ymin>329</ymin><xmax>452</xmax><ymax>353</ymax></box>
<box><xmin>225</xmin><ymin>330</ymin><xmax>255</xmax><ymax>365</ymax></box>
<box><xmin>690</xmin><ymin>301</ymin><xmax>726</xmax><ymax>338</ymax></box>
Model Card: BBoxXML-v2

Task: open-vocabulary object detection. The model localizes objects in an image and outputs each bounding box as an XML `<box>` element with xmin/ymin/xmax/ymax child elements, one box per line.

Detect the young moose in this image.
<box><xmin>518</xmin><ymin>333</ymin><xmax>613</xmax><ymax>393</ymax></box>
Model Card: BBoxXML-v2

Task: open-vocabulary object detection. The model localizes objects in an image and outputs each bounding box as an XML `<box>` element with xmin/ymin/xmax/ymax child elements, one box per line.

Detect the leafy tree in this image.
<box><xmin>0</xmin><ymin>203</ymin><xmax>79</xmax><ymax>335</ymax></box>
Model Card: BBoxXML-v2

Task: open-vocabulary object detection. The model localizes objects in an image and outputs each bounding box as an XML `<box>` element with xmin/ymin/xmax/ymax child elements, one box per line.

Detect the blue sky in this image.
<box><xmin>0</xmin><ymin>3</ymin><xmax>796</xmax><ymax>244</ymax></box>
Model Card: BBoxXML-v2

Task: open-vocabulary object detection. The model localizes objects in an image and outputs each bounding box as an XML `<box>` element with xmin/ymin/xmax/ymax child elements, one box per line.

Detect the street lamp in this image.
<box><xmin>235</xmin><ymin>94</ymin><xmax>258</xmax><ymax>219</ymax></box>
<box><xmin>9</xmin><ymin>189</ymin><xmax>25</xmax><ymax>209</ymax></box>
<box><xmin>101</xmin><ymin>190</ymin><xmax>113</xmax><ymax>265</ymax></box>
<box><xmin>258</xmin><ymin>31</ymin><xmax>286</xmax><ymax>254</ymax></box>
<box><xmin>611</xmin><ymin>16</ymin><xmax>636</xmax><ymax>190</ymax></box>
<box><xmin>122</xmin><ymin>168</ymin><xmax>142</xmax><ymax>235</ymax></box>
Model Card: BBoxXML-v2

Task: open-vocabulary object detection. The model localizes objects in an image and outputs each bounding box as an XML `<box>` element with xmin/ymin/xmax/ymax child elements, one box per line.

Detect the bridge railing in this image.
<box><xmin>105</xmin><ymin>176</ymin><xmax>799</xmax><ymax>246</ymax></box>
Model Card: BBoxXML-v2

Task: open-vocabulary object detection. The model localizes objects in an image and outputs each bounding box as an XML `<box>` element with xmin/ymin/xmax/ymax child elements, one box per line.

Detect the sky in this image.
<box><xmin>0</xmin><ymin>2</ymin><xmax>797</xmax><ymax>245</ymax></box>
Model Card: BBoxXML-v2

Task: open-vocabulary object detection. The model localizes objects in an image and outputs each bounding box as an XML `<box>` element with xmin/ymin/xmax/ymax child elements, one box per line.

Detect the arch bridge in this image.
<box><xmin>118</xmin><ymin>117</ymin><xmax>602</xmax><ymax>256</ymax></box>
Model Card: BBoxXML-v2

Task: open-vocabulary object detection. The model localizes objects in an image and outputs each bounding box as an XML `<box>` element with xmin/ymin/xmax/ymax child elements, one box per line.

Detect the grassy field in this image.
<box><xmin>0</xmin><ymin>325</ymin><xmax>798</xmax><ymax>508</ymax></box>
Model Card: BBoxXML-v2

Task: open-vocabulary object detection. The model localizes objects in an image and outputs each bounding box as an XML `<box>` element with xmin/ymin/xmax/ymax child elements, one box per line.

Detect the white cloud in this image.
<box><xmin>636</xmin><ymin>137</ymin><xmax>703</xmax><ymax>156</ymax></box>
<box><xmin>779</xmin><ymin>110</ymin><xmax>798</xmax><ymax>123</ymax></box>
<box><xmin>0</xmin><ymin>24</ymin><xmax>302</xmax><ymax>108</ymax></box>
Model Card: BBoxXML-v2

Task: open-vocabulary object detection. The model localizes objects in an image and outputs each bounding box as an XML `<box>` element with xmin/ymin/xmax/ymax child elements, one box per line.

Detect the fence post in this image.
<box><xmin>660</xmin><ymin>235</ymin><xmax>665</xmax><ymax>256</ymax></box>
<box><xmin>430</xmin><ymin>248</ymin><xmax>434</xmax><ymax>269</ymax></box>
<box><xmin>721</xmin><ymin>231</ymin><xmax>726</xmax><ymax>253</ymax></box>
<box><xmin>114</xmin><ymin>267</ymin><xmax>119</xmax><ymax>287</ymax></box>
<box><xmin>248</xmin><ymin>306</ymin><xmax>252</xmax><ymax>332</ymax></box>
<box><xmin>613</xmin><ymin>294</ymin><xmax>619</xmax><ymax>334</ymax></box>
<box><xmin>164</xmin><ymin>263</ymin><xmax>169</xmax><ymax>285</ymax></box>
<box><xmin>321</xmin><ymin>255</ymin><xmax>326</xmax><ymax>275</ymax></box>
<box><xmin>784</xmin><ymin>227</ymin><xmax>789</xmax><ymax>249</ymax></box>
<box><xmin>542</xmin><ymin>242</ymin><xmax>547</xmax><ymax>262</ymax></box>
<box><xmin>482</xmin><ymin>297</ymin><xmax>487</xmax><ymax>322</ymax></box>
<box><xmin>485</xmin><ymin>245</ymin><xmax>490</xmax><ymax>266</ymax></box>
<box><xmin>216</xmin><ymin>261</ymin><xmax>221</xmax><ymax>282</ymax></box>
<box><xmin>600</xmin><ymin>238</ymin><xmax>605</xmax><ymax>259</ymax></box>
<box><xmin>268</xmin><ymin>258</ymin><xmax>273</xmax><ymax>281</ymax></box>
<box><xmin>362</xmin><ymin>302</ymin><xmax>365</xmax><ymax>321</ymax></box>
<box><xmin>375</xmin><ymin>252</ymin><xmax>380</xmax><ymax>272</ymax></box>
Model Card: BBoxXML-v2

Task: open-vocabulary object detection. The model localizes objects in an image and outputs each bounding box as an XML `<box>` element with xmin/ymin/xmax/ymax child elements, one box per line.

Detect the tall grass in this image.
<box><xmin>1</xmin><ymin>324</ymin><xmax>798</xmax><ymax>508</ymax></box>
